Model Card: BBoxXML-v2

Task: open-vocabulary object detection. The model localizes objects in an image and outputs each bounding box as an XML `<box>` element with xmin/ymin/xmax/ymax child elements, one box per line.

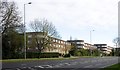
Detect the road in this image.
<box><xmin>2</xmin><ymin>57</ymin><xmax>119</xmax><ymax>70</ymax></box>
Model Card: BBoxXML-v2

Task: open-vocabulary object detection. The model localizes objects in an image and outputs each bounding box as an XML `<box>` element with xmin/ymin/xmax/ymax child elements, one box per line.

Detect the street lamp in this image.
<box><xmin>90</xmin><ymin>30</ymin><xmax>94</xmax><ymax>56</ymax></box>
<box><xmin>90</xmin><ymin>30</ymin><xmax>94</xmax><ymax>44</ymax></box>
<box><xmin>24</xmin><ymin>2</ymin><xmax>32</xmax><ymax>59</ymax></box>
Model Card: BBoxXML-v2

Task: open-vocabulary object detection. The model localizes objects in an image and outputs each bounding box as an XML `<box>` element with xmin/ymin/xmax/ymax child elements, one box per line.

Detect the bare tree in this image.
<box><xmin>113</xmin><ymin>37</ymin><xmax>120</xmax><ymax>56</ymax></box>
<box><xmin>0</xmin><ymin>1</ymin><xmax>22</xmax><ymax>34</ymax></box>
<box><xmin>113</xmin><ymin>37</ymin><xmax>120</xmax><ymax>48</ymax></box>
<box><xmin>1</xmin><ymin>1</ymin><xmax>24</xmax><ymax>59</ymax></box>
<box><xmin>29</xmin><ymin>19</ymin><xmax>61</xmax><ymax>55</ymax></box>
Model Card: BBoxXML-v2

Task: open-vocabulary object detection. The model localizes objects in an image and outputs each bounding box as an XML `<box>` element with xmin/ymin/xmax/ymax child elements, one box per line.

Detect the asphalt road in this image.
<box><xmin>2</xmin><ymin>57</ymin><xmax>119</xmax><ymax>70</ymax></box>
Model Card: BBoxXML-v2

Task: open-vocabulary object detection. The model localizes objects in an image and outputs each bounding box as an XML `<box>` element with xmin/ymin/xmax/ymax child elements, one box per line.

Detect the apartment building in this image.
<box><xmin>67</xmin><ymin>40</ymin><xmax>96</xmax><ymax>50</ymax></box>
<box><xmin>107</xmin><ymin>46</ymin><xmax>113</xmax><ymax>53</ymax></box>
<box><xmin>93</xmin><ymin>44</ymin><xmax>113</xmax><ymax>54</ymax></box>
<box><xmin>26</xmin><ymin>32</ymin><xmax>71</xmax><ymax>55</ymax></box>
<box><xmin>84</xmin><ymin>43</ymin><xmax>96</xmax><ymax>50</ymax></box>
<box><xmin>44</xmin><ymin>37</ymin><xmax>71</xmax><ymax>55</ymax></box>
<box><xmin>67</xmin><ymin>40</ymin><xmax>84</xmax><ymax>49</ymax></box>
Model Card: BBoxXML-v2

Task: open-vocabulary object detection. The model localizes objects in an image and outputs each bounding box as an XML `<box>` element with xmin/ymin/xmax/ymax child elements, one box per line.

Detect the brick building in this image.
<box><xmin>26</xmin><ymin>32</ymin><xmax>71</xmax><ymax>55</ymax></box>
<box><xmin>67</xmin><ymin>40</ymin><xmax>96</xmax><ymax>50</ymax></box>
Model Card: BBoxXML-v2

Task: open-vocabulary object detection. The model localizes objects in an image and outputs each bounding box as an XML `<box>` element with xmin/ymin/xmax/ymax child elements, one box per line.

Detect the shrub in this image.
<box><xmin>26</xmin><ymin>52</ymin><xmax>59</xmax><ymax>58</ymax></box>
<box><xmin>39</xmin><ymin>52</ymin><xmax>59</xmax><ymax>58</ymax></box>
<box><xmin>63</xmin><ymin>54</ymin><xmax>71</xmax><ymax>57</ymax></box>
<box><xmin>26</xmin><ymin>52</ymin><xmax>39</xmax><ymax>58</ymax></box>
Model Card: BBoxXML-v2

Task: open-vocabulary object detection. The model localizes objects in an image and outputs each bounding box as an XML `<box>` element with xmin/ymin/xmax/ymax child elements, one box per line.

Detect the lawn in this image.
<box><xmin>101</xmin><ymin>63</ymin><xmax>120</xmax><ymax>70</ymax></box>
<box><xmin>106</xmin><ymin>63</ymin><xmax>120</xmax><ymax>68</ymax></box>
<box><xmin>0</xmin><ymin>57</ymin><xmax>79</xmax><ymax>63</ymax></box>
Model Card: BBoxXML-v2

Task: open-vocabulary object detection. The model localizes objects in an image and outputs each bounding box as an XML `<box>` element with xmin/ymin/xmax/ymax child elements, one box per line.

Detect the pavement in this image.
<box><xmin>2</xmin><ymin>56</ymin><xmax>119</xmax><ymax>70</ymax></box>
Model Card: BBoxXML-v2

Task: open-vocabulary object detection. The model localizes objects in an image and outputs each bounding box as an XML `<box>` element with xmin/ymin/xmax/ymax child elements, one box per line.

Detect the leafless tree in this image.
<box><xmin>113</xmin><ymin>37</ymin><xmax>120</xmax><ymax>48</ymax></box>
<box><xmin>113</xmin><ymin>37</ymin><xmax>120</xmax><ymax>56</ymax></box>
<box><xmin>29</xmin><ymin>19</ymin><xmax>61</xmax><ymax>54</ymax></box>
<box><xmin>0</xmin><ymin>1</ymin><xmax>22</xmax><ymax>35</ymax></box>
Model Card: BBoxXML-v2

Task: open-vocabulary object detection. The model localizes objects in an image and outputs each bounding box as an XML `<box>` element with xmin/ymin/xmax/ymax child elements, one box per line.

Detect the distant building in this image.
<box><xmin>26</xmin><ymin>32</ymin><xmax>71</xmax><ymax>55</ymax></box>
<box><xmin>94</xmin><ymin>44</ymin><xmax>113</xmax><ymax>54</ymax></box>
<box><xmin>67</xmin><ymin>40</ymin><xmax>96</xmax><ymax>50</ymax></box>
<box><xmin>84</xmin><ymin>43</ymin><xmax>90</xmax><ymax>49</ymax></box>
<box><xmin>67</xmin><ymin>40</ymin><xmax>84</xmax><ymax>49</ymax></box>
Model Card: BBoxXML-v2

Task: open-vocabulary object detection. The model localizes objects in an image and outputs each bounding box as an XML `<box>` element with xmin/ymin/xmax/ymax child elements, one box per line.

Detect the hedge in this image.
<box><xmin>26</xmin><ymin>52</ymin><xmax>59</xmax><ymax>58</ymax></box>
<box><xmin>63</xmin><ymin>54</ymin><xmax>71</xmax><ymax>57</ymax></box>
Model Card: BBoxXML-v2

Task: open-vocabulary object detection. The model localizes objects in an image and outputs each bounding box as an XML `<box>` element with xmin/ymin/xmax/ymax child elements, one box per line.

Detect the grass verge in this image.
<box><xmin>0</xmin><ymin>57</ymin><xmax>79</xmax><ymax>63</ymax></box>
<box><xmin>101</xmin><ymin>63</ymin><xmax>120</xmax><ymax>70</ymax></box>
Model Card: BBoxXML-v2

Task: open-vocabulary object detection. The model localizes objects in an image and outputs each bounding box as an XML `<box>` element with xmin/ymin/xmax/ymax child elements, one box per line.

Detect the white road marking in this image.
<box><xmin>27</xmin><ymin>67</ymin><xmax>35</xmax><ymax>70</ymax></box>
<box><xmin>42</xmin><ymin>65</ymin><xmax>53</xmax><ymax>68</ymax></box>
<box><xmin>59</xmin><ymin>63</ymin><xmax>64</xmax><ymax>66</ymax></box>
<box><xmin>35</xmin><ymin>66</ymin><xmax>44</xmax><ymax>68</ymax></box>
<box><xmin>64</xmin><ymin>63</ymin><xmax>71</xmax><ymax>65</ymax></box>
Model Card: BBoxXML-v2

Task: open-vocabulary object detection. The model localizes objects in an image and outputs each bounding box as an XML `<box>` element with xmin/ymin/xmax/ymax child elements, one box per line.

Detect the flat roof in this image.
<box><xmin>67</xmin><ymin>40</ymin><xmax>84</xmax><ymax>42</ymax></box>
<box><xmin>94</xmin><ymin>44</ymin><xmax>107</xmax><ymax>46</ymax></box>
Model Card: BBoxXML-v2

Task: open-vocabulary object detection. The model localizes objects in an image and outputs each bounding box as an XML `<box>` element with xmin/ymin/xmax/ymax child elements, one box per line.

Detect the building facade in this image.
<box><xmin>67</xmin><ymin>40</ymin><xmax>84</xmax><ymax>49</ymax></box>
<box><xmin>67</xmin><ymin>40</ymin><xmax>96</xmax><ymax>50</ymax></box>
<box><xmin>26</xmin><ymin>32</ymin><xmax>71</xmax><ymax>55</ymax></box>
<box><xmin>44</xmin><ymin>37</ymin><xmax>71</xmax><ymax>55</ymax></box>
<box><xmin>93</xmin><ymin>44</ymin><xmax>113</xmax><ymax>54</ymax></box>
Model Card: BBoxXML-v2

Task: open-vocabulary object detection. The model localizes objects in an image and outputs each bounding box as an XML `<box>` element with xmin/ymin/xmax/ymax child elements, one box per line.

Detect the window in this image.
<box><xmin>64</xmin><ymin>42</ymin><xmax>66</xmax><ymax>44</ymax></box>
<box><xmin>56</xmin><ymin>40</ymin><xmax>58</xmax><ymax>42</ymax></box>
<box><xmin>77</xmin><ymin>46</ymin><xmax>83</xmax><ymax>48</ymax></box>
<box><xmin>76</xmin><ymin>42</ymin><xmax>80</xmax><ymax>44</ymax></box>
<box><xmin>28</xmin><ymin>35</ymin><xmax>32</xmax><ymax>38</ymax></box>
<box><xmin>61</xmin><ymin>41</ymin><xmax>63</xmax><ymax>44</ymax></box>
<box><xmin>59</xmin><ymin>41</ymin><xmax>61</xmax><ymax>43</ymax></box>
<box><xmin>59</xmin><ymin>45</ymin><xmax>60</xmax><ymax>47</ymax></box>
<box><xmin>67</xmin><ymin>43</ymin><xmax>70</xmax><ymax>45</ymax></box>
<box><xmin>80</xmin><ymin>42</ymin><xmax>84</xmax><ymax>44</ymax></box>
<box><xmin>53</xmin><ymin>39</ymin><xmax>55</xmax><ymax>42</ymax></box>
<box><xmin>102</xmin><ymin>46</ymin><xmax>107</xmax><ymax>47</ymax></box>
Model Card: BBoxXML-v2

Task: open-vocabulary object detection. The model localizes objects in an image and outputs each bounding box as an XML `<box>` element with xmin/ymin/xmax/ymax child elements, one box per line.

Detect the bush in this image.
<box><xmin>40</xmin><ymin>52</ymin><xmax>59</xmax><ymax>58</ymax></box>
<box><xmin>63</xmin><ymin>54</ymin><xmax>71</xmax><ymax>57</ymax></box>
<box><xmin>26</xmin><ymin>52</ymin><xmax>39</xmax><ymax>58</ymax></box>
<box><xmin>26</xmin><ymin>52</ymin><xmax>59</xmax><ymax>58</ymax></box>
<box><xmin>2</xmin><ymin>52</ymin><xmax>24</xmax><ymax>59</ymax></box>
<box><xmin>76</xmin><ymin>52</ymin><xmax>82</xmax><ymax>56</ymax></box>
<box><xmin>12</xmin><ymin>52</ymin><xmax>24</xmax><ymax>59</ymax></box>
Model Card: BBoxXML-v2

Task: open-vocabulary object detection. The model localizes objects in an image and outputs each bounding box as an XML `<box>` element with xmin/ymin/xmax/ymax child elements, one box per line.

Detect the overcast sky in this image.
<box><xmin>7</xmin><ymin>0</ymin><xmax>119</xmax><ymax>47</ymax></box>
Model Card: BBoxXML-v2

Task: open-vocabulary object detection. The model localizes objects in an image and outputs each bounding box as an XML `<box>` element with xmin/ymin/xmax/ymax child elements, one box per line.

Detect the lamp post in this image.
<box><xmin>90</xmin><ymin>30</ymin><xmax>94</xmax><ymax>56</ymax></box>
<box><xmin>24</xmin><ymin>2</ymin><xmax>32</xmax><ymax>59</ymax></box>
<box><xmin>90</xmin><ymin>30</ymin><xmax>94</xmax><ymax>44</ymax></box>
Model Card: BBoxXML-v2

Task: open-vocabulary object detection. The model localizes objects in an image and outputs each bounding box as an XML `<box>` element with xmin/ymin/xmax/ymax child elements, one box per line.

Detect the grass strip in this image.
<box><xmin>101</xmin><ymin>63</ymin><xmax>120</xmax><ymax>70</ymax></box>
<box><xmin>0</xmin><ymin>57</ymin><xmax>79</xmax><ymax>63</ymax></box>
